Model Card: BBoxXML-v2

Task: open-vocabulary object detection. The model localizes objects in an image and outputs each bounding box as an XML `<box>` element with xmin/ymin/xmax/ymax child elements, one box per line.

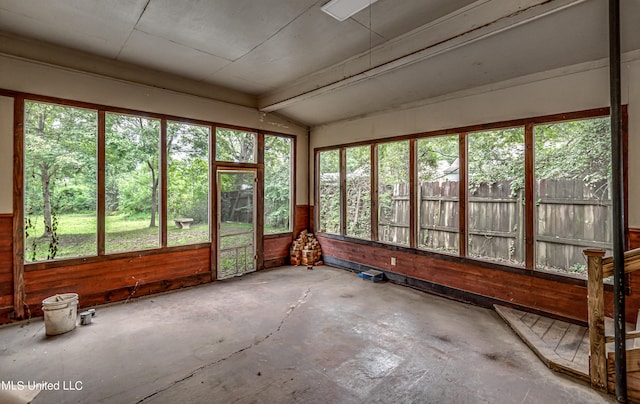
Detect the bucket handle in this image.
<box><xmin>44</xmin><ymin>302</ymin><xmax>70</xmax><ymax>310</ymax></box>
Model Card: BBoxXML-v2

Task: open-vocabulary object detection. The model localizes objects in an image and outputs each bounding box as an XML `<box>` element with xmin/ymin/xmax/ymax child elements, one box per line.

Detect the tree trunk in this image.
<box><xmin>40</xmin><ymin>164</ymin><xmax>53</xmax><ymax>237</ymax></box>
<box><xmin>148</xmin><ymin>161</ymin><xmax>158</xmax><ymax>228</ymax></box>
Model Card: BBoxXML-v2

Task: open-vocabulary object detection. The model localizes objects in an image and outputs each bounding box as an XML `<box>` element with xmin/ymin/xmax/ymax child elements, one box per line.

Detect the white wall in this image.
<box><xmin>0</xmin><ymin>96</ymin><xmax>13</xmax><ymax>213</ymax></box>
<box><xmin>311</xmin><ymin>56</ymin><xmax>640</xmax><ymax>227</ymax></box>
<box><xmin>0</xmin><ymin>54</ymin><xmax>310</xmax><ymax>213</ymax></box>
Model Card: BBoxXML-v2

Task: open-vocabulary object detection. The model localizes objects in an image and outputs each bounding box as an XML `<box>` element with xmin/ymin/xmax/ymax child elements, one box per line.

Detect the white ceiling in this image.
<box><xmin>0</xmin><ymin>0</ymin><xmax>639</xmax><ymax>126</ymax></box>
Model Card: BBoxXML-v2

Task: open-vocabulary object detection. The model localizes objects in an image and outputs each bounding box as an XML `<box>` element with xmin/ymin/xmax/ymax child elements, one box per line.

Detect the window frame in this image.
<box><xmin>14</xmin><ymin>93</ymin><xmax>296</xmax><ymax>271</ymax></box>
<box><xmin>314</xmin><ymin>106</ymin><xmax>627</xmax><ymax>282</ymax></box>
<box><xmin>263</xmin><ymin>133</ymin><xmax>295</xmax><ymax>236</ymax></box>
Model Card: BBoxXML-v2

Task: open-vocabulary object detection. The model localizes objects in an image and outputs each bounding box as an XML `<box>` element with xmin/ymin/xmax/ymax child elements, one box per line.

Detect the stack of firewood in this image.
<box><xmin>290</xmin><ymin>230</ymin><xmax>323</xmax><ymax>266</ymax></box>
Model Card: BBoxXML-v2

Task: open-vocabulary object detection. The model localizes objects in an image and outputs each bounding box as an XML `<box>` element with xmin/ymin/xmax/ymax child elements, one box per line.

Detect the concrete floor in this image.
<box><xmin>0</xmin><ymin>266</ymin><xmax>613</xmax><ymax>404</ymax></box>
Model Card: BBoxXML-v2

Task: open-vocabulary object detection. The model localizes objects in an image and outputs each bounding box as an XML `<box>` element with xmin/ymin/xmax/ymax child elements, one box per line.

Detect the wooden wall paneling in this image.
<box><xmin>0</xmin><ymin>214</ymin><xmax>13</xmax><ymax>308</ymax></box>
<box><xmin>264</xmin><ymin>235</ymin><xmax>293</xmax><ymax>261</ymax></box>
<box><xmin>13</xmin><ymin>96</ymin><xmax>25</xmax><ymax>319</ymax></box>
<box><xmin>409</xmin><ymin>139</ymin><xmax>417</xmax><ymax>248</ymax></box>
<box><xmin>97</xmin><ymin>111</ymin><xmax>106</xmax><ymax>255</ymax></box>
<box><xmin>371</xmin><ymin>144</ymin><xmax>379</xmax><ymax>241</ymax></box>
<box><xmin>295</xmin><ymin>205</ymin><xmax>309</xmax><ymax>235</ymax></box>
<box><xmin>318</xmin><ymin>235</ymin><xmax>593</xmax><ymax>323</ymax></box>
<box><xmin>458</xmin><ymin>133</ymin><xmax>467</xmax><ymax>258</ymax></box>
<box><xmin>309</xmin><ymin>206</ymin><xmax>315</xmax><ymax>234</ymax></box>
<box><xmin>524</xmin><ymin>124</ymin><xmax>535</xmax><ymax>269</ymax></box>
<box><xmin>630</xmin><ymin>229</ymin><xmax>640</xmax><ymax>250</ymax></box>
<box><xmin>160</xmin><ymin>119</ymin><xmax>168</xmax><ymax>248</ymax></box>
<box><xmin>23</xmin><ymin>248</ymin><xmax>211</xmax><ymax>309</ymax></box>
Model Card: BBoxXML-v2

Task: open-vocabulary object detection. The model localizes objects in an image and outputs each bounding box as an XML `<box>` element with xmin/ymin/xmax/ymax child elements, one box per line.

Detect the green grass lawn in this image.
<box><xmin>25</xmin><ymin>213</ymin><xmax>210</xmax><ymax>262</ymax></box>
<box><xmin>25</xmin><ymin>214</ymin><xmax>268</xmax><ymax>277</ymax></box>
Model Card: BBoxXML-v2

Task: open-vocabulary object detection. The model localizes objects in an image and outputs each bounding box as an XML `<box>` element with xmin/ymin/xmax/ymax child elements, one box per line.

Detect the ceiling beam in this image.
<box><xmin>259</xmin><ymin>0</ymin><xmax>587</xmax><ymax>113</ymax></box>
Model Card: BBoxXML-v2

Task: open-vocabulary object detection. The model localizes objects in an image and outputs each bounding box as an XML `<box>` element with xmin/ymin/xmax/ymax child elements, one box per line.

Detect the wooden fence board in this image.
<box><xmin>379</xmin><ymin>178</ymin><xmax>613</xmax><ymax>272</ymax></box>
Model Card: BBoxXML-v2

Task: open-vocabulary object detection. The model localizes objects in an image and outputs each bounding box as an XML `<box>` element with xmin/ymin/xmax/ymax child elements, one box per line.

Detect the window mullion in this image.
<box><xmin>409</xmin><ymin>139</ymin><xmax>417</xmax><ymax>248</ymax></box>
<box><xmin>459</xmin><ymin>133</ymin><xmax>467</xmax><ymax>258</ymax></box>
<box><xmin>371</xmin><ymin>145</ymin><xmax>379</xmax><ymax>242</ymax></box>
<box><xmin>524</xmin><ymin>124</ymin><xmax>534</xmax><ymax>270</ymax></box>
<box><xmin>97</xmin><ymin>111</ymin><xmax>106</xmax><ymax>255</ymax></box>
<box><xmin>340</xmin><ymin>147</ymin><xmax>347</xmax><ymax>236</ymax></box>
<box><xmin>160</xmin><ymin>119</ymin><xmax>168</xmax><ymax>248</ymax></box>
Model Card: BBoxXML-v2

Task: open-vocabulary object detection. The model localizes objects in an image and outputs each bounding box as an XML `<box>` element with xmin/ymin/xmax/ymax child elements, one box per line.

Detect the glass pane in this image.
<box><xmin>318</xmin><ymin>150</ymin><xmax>340</xmax><ymax>234</ymax></box>
<box><xmin>346</xmin><ymin>145</ymin><xmax>371</xmax><ymax>239</ymax></box>
<box><xmin>378</xmin><ymin>141</ymin><xmax>410</xmax><ymax>246</ymax></box>
<box><xmin>167</xmin><ymin>122</ymin><xmax>210</xmax><ymax>246</ymax></box>
<box><xmin>417</xmin><ymin>135</ymin><xmax>459</xmax><ymax>253</ymax></box>
<box><xmin>534</xmin><ymin>117</ymin><xmax>612</xmax><ymax>277</ymax></box>
<box><xmin>264</xmin><ymin>135</ymin><xmax>292</xmax><ymax>234</ymax></box>
<box><xmin>218</xmin><ymin>171</ymin><xmax>255</xmax><ymax>279</ymax></box>
<box><xmin>215</xmin><ymin>128</ymin><xmax>256</xmax><ymax>163</ymax></box>
<box><xmin>23</xmin><ymin>101</ymin><xmax>97</xmax><ymax>262</ymax></box>
<box><xmin>467</xmin><ymin>128</ymin><xmax>525</xmax><ymax>265</ymax></box>
<box><xmin>105</xmin><ymin>113</ymin><xmax>161</xmax><ymax>253</ymax></box>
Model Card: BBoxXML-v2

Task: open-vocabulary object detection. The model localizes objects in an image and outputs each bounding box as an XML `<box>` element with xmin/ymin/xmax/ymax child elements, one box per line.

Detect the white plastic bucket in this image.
<box><xmin>42</xmin><ymin>293</ymin><xmax>78</xmax><ymax>336</ymax></box>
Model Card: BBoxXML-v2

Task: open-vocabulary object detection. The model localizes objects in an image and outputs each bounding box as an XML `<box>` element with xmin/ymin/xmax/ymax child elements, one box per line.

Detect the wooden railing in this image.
<box><xmin>585</xmin><ymin>247</ymin><xmax>640</xmax><ymax>398</ymax></box>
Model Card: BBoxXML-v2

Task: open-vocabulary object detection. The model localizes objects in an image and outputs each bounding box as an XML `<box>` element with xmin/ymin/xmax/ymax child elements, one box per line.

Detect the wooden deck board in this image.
<box><xmin>556</xmin><ymin>323</ymin><xmax>586</xmax><ymax>363</ymax></box>
<box><xmin>521</xmin><ymin>312</ymin><xmax>538</xmax><ymax>328</ymax></box>
<box><xmin>542</xmin><ymin>320</ymin><xmax>571</xmax><ymax>351</ymax></box>
<box><xmin>531</xmin><ymin>315</ymin><xmax>555</xmax><ymax>339</ymax></box>
<box><xmin>494</xmin><ymin>305</ymin><xmax>589</xmax><ymax>382</ymax></box>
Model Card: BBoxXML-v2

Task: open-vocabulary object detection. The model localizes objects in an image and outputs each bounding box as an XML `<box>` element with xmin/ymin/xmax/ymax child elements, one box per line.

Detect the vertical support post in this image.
<box><xmin>409</xmin><ymin>139</ymin><xmax>417</xmax><ymax>248</ymax></box>
<box><xmin>585</xmin><ymin>248</ymin><xmax>607</xmax><ymax>392</ymax></box>
<box><xmin>13</xmin><ymin>96</ymin><xmax>25</xmax><ymax>319</ymax></box>
<box><xmin>160</xmin><ymin>120</ymin><xmax>168</xmax><ymax>248</ymax></box>
<box><xmin>609</xmin><ymin>0</ymin><xmax>627</xmax><ymax>401</ymax></box>
<box><xmin>340</xmin><ymin>148</ymin><xmax>347</xmax><ymax>236</ymax></box>
<box><xmin>211</xmin><ymin>129</ymin><xmax>218</xmax><ymax>281</ymax></box>
<box><xmin>524</xmin><ymin>124</ymin><xmax>535</xmax><ymax>269</ymax></box>
<box><xmin>458</xmin><ymin>133</ymin><xmax>467</xmax><ymax>258</ymax></box>
<box><xmin>371</xmin><ymin>144</ymin><xmax>379</xmax><ymax>242</ymax></box>
<box><xmin>256</xmin><ymin>133</ymin><xmax>265</xmax><ymax>271</ymax></box>
<box><xmin>97</xmin><ymin>111</ymin><xmax>106</xmax><ymax>256</ymax></box>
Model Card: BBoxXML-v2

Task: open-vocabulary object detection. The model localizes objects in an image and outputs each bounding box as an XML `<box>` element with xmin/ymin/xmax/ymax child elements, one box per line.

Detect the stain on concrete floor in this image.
<box><xmin>0</xmin><ymin>266</ymin><xmax>614</xmax><ymax>403</ymax></box>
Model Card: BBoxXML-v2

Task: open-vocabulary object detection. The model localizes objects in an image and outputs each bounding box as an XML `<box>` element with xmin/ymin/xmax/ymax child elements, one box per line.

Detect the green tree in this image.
<box><xmin>167</xmin><ymin>122</ymin><xmax>210</xmax><ymax>224</ymax></box>
<box><xmin>24</xmin><ymin>101</ymin><xmax>97</xmax><ymax>260</ymax></box>
<box><xmin>318</xmin><ymin>149</ymin><xmax>340</xmax><ymax>233</ymax></box>
<box><xmin>106</xmin><ymin>114</ymin><xmax>160</xmax><ymax>227</ymax></box>
<box><xmin>264</xmin><ymin>135</ymin><xmax>292</xmax><ymax>232</ymax></box>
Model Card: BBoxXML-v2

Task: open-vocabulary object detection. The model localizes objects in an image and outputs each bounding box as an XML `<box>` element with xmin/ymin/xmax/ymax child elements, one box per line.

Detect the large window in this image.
<box><xmin>318</xmin><ymin>149</ymin><xmax>340</xmax><ymax>234</ymax></box>
<box><xmin>21</xmin><ymin>98</ymin><xmax>296</xmax><ymax>268</ymax></box>
<box><xmin>167</xmin><ymin>122</ymin><xmax>211</xmax><ymax>246</ymax></box>
<box><xmin>346</xmin><ymin>145</ymin><xmax>371</xmax><ymax>239</ymax></box>
<box><xmin>417</xmin><ymin>135</ymin><xmax>459</xmax><ymax>253</ymax></box>
<box><xmin>467</xmin><ymin>128</ymin><xmax>525</xmax><ymax>266</ymax></box>
<box><xmin>264</xmin><ymin>135</ymin><xmax>293</xmax><ymax>234</ymax></box>
<box><xmin>315</xmin><ymin>109</ymin><xmax>621</xmax><ymax>280</ymax></box>
<box><xmin>378</xmin><ymin>141</ymin><xmax>410</xmax><ymax>246</ymax></box>
<box><xmin>24</xmin><ymin>101</ymin><xmax>97</xmax><ymax>262</ymax></box>
<box><xmin>534</xmin><ymin>117</ymin><xmax>612</xmax><ymax>277</ymax></box>
<box><xmin>105</xmin><ymin>113</ymin><xmax>161</xmax><ymax>253</ymax></box>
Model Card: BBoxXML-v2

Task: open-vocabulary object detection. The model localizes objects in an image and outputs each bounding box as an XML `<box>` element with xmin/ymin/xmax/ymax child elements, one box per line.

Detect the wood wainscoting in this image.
<box><xmin>23</xmin><ymin>248</ymin><xmax>211</xmax><ymax>318</ymax></box>
<box><xmin>0</xmin><ymin>207</ymin><xmax>314</xmax><ymax>323</ymax></box>
<box><xmin>318</xmin><ymin>233</ymin><xmax>640</xmax><ymax>325</ymax></box>
<box><xmin>0</xmin><ymin>214</ymin><xmax>13</xmax><ymax>322</ymax></box>
<box><xmin>264</xmin><ymin>235</ymin><xmax>293</xmax><ymax>268</ymax></box>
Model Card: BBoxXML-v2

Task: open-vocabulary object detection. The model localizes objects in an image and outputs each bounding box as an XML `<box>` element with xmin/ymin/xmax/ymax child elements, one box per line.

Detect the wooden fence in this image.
<box><xmin>379</xmin><ymin>178</ymin><xmax>612</xmax><ymax>272</ymax></box>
